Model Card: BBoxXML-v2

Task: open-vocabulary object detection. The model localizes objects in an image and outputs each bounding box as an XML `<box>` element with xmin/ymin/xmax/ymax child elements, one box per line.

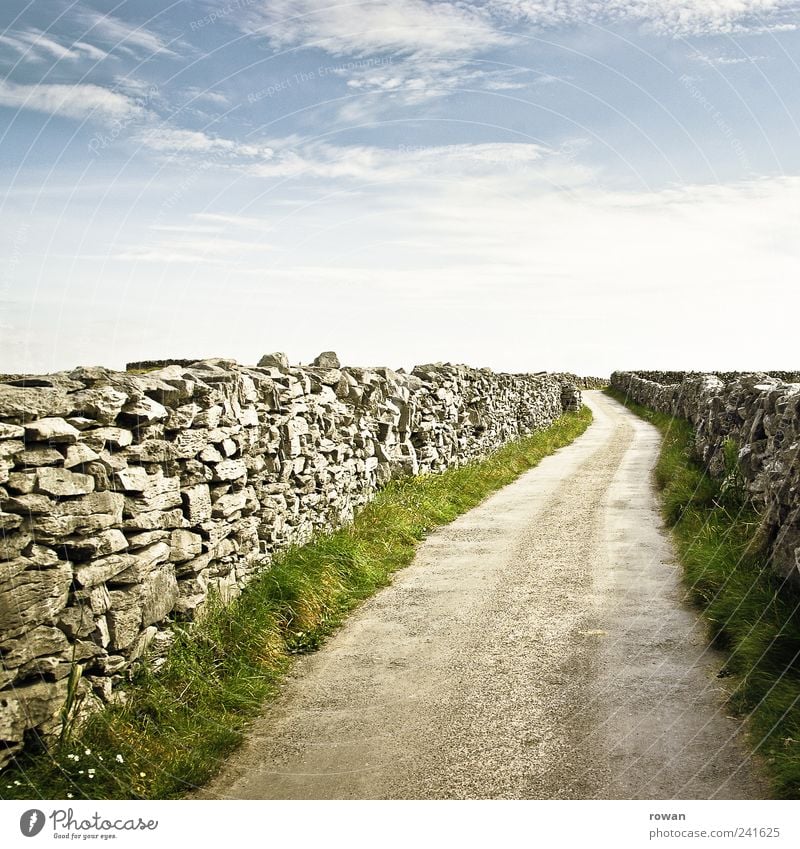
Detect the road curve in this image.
<box><xmin>198</xmin><ymin>391</ymin><xmax>767</xmax><ymax>800</ymax></box>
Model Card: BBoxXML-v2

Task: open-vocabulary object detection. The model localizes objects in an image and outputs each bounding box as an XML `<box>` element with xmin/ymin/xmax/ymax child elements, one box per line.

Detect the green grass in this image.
<box><xmin>1</xmin><ymin>405</ymin><xmax>592</xmax><ymax>800</ymax></box>
<box><xmin>606</xmin><ymin>387</ymin><xmax>800</xmax><ymax>799</ymax></box>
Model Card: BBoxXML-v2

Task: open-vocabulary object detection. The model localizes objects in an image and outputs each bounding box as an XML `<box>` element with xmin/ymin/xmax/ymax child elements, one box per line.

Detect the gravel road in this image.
<box><xmin>198</xmin><ymin>391</ymin><xmax>767</xmax><ymax>800</ymax></box>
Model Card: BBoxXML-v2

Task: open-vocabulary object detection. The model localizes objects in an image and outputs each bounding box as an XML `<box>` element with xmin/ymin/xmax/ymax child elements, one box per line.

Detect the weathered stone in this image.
<box><xmin>57</xmin><ymin>603</ymin><xmax>96</xmax><ymax>639</ymax></box>
<box><xmin>212</xmin><ymin>490</ymin><xmax>248</xmax><ymax>518</ymax></box>
<box><xmin>0</xmin><ymin>386</ymin><xmax>69</xmax><ymax>420</ymax></box>
<box><xmin>74</xmin><ymin>553</ymin><xmax>138</xmax><ymax>588</ymax></box>
<box><xmin>63</xmin><ymin>443</ymin><xmax>100</xmax><ymax>468</ymax></box>
<box><xmin>140</xmin><ymin>566</ymin><xmax>178</xmax><ymax>626</ymax></box>
<box><xmin>120</xmin><ymin>396</ymin><xmax>168</xmax><ymax>423</ymax></box>
<box><xmin>0</xmin><ymin>440</ymin><xmax>23</xmax><ymax>459</ymax></box>
<box><xmin>125</xmin><ymin>439</ymin><xmax>175</xmax><ymax>463</ymax></box>
<box><xmin>109</xmin><ymin>542</ymin><xmax>170</xmax><ymax>583</ymax></box>
<box><xmin>0</xmin><ymin>560</ymin><xmax>71</xmax><ymax>634</ymax></box>
<box><xmin>0</xmin><ymin>530</ymin><xmax>31</xmax><ymax>561</ymax></box>
<box><xmin>172</xmin><ymin>428</ymin><xmax>208</xmax><ymax>459</ymax></box>
<box><xmin>257</xmin><ymin>352</ymin><xmax>289</xmax><ymax>369</ymax></box>
<box><xmin>122</xmin><ymin>508</ymin><xmax>185</xmax><ymax>531</ymax></box>
<box><xmin>169</xmin><ymin>529</ymin><xmax>202</xmax><ymax>563</ymax></box>
<box><xmin>16</xmin><ymin>446</ymin><xmax>64</xmax><ymax>466</ymax></box>
<box><xmin>0</xmin><ymin>423</ymin><xmax>25</xmax><ymax>440</ymax></box>
<box><xmin>0</xmin><ymin>678</ymin><xmax>69</xmax><ymax>746</ymax></box>
<box><xmin>123</xmin><ymin>473</ymin><xmax>181</xmax><ymax>516</ymax></box>
<box><xmin>106</xmin><ymin>603</ymin><xmax>142</xmax><ymax>651</ymax></box>
<box><xmin>5</xmin><ymin>471</ymin><xmax>36</xmax><ymax>494</ymax></box>
<box><xmin>68</xmin><ymin>387</ymin><xmax>128</xmax><ymax>423</ymax></box>
<box><xmin>62</xmin><ymin>529</ymin><xmax>128</xmax><ymax>562</ymax></box>
<box><xmin>36</xmin><ymin>467</ymin><xmax>94</xmax><ymax>497</ymax></box>
<box><xmin>0</xmin><ymin>512</ymin><xmax>22</xmax><ymax>531</ymax></box>
<box><xmin>312</xmin><ymin>351</ymin><xmax>341</xmax><ymax>369</ymax></box>
<box><xmin>24</xmin><ymin>417</ymin><xmax>80</xmax><ymax>444</ymax></box>
<box><xmin>0</xmin><ymin>626</ymin><xmax>69</xmax><ymax>668</ymax></box>
<box><xmin>114</xmin><ymin>466</ymin><xmax>149</xmax><ymax>493</ymax></box>
<box><xmin>84</xmin><ymin>426</ymin><xmax>133</xmax><ymax>450</ymax></box>
<box><xmin>182</xmin><ymin>483</ymin><xmax>212</xmax><ymax>523</ymax></box>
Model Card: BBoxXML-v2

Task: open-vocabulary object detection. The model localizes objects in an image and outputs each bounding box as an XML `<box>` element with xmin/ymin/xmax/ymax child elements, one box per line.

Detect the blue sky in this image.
<box><xmin>1</xmin><ymin>0</ymin><xmax>799</xmax><ymax>375</ymax></box>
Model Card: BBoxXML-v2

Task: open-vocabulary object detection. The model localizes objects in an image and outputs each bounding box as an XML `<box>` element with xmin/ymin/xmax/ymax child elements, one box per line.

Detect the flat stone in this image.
<box><xmin>122</xmin><ymin>508</ymin><xmax>185</xmax><ymax>531</ymax></box>
<box><xmin>84</xmin><ymin>426</ymin><xmax>133</xmax><ymax>449</ymax></box>
<box><xmin>0</xmin><ymin>512</ymin><xmax>22</xmax><ymax>531</ymax></box>
<box><xmin>125</xmin><ymin>439</ymin><xmax>175</xmax><ymax>463</ymax></box>
<box><xmin>182</xmin><ymin>483</ymin><xmax>212</xmax><ymax>523</ymax></box>
<box><xmin>68</xmin><ymin>386</ymin><xmax>128</xmax><ymax>423</ymax></box>
<box><xmin>63</xmin><ymin>443</ymin><xmax>100</xmax><ymax>468</ymax></box>
<box><xmin>74</xmin><ymin>553</ymin><xmax>139</xmax><ymax>588</ymax></box>
<box><xmin>212</xmin><ymin>490</ymin><xmax>248</xmax><ymax>518</ymax></box>
<box><xmin>109</xmin><ymin>541</ymin><xmax>171</xmax><ymax>583</ymax></box>
<box><xmin>120</xmin><ymin>396</ymin><xmax>168</xmax><ymax>423</ymax></box>
<box><xmin>24</xmin><ymin>417</ymin><xmax>80</xmax><ymax>444</ymax></box>
<box><xmin>141</xmin><ymin>565</ymin><xmax>178</xmax><ymax>626</ymax></box>
<box><xmin>212</xmin><ymin>459</ymin><xmax>247</xmax><ymax>481</ymax></box>
<box><xmin>0</xmin><ymin>626</ymin><xmax>69</xmax><ymax>668</ymax></box>
<box><xmin>0</xmin><ymin>423</ymin><xmax>25</xmax><ymax>440</ymax></box>
<box><xmin>5</xmin><ymin>471</ymin><xmax>36</xmax><ymax>494</ymax></box>
<box><xmin>16</xmin><ymin>446</ymin><xmax>64</xmax><ymax>466</ymax></box>
<box><xmin>170</xmin><ymin>529</ymin><xmax>203</xmax><ymax>562</ymax></box>
<box><xmin>114</xmin><ymin>466</ymin><xmax>149</xmax><ymax>493</ymax></box>
<box><xmin>62</xmin><ymin>529</ymin><xmax>128</xmax><ymax>562</ymax></box>
<box><xmin>36</xmin><ymin>467</ymin><xmax>95</xmax><ymax>497</ymax></box>
<box><xmin>0</xmin><ymin>385</ymin><xmax>69</xmax><ymax>420</ymax></box>
<box><xmin>0</xmin><ymin>440</ymin><xmax>23</xmax><ymax>459</ymax></box>
<box><xmin>0</xmin><ymin>560</ymin><xmax>71</xmax><ymax>635</ymax></box>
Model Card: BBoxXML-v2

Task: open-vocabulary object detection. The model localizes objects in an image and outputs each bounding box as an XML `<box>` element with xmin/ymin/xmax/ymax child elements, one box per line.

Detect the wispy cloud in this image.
<box><xmin>488</xmin><ymin>0</ymin><xmax>800</xmax><ymax>36</ymax></box>
<box><xmin>0</xmin><ymin>28</ymin><xmax>110</xmax><ymax>63</ymax></box>
<box><xmin>0</xmin><ymin>79</ymin><xmax>144</xmax><ymax>121</ymax></box>
<box><xmin>135</xmin><ymin>127</ymin><xmax>272</xmax><ymax>158</ymax></box>
<box><xmin>77</xmin><ymin>8</ymin><xmax>179</xmax><ymax>58</ymax></box>
<box><xmin>245</xmin><ymin>0</ymin><xmax>510</xmax><ymax>56</ymax></box>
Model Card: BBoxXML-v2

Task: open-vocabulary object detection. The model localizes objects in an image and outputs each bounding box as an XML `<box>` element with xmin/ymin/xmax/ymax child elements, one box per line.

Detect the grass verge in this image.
<box><xmin>2</xmin><ymin>406</ymin><xmax>592</xmax><ymax>800</ymax></box>
<box><xmin>605</xmin><ymin>387</ymin><xmax>800</xmax><ymax>799</ymax></box>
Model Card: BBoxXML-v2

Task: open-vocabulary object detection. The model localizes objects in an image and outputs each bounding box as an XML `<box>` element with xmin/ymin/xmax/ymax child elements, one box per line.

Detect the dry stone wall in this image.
<box><xmin>0</xmin><ymin>353</ymin><xmax>579</xmax><ymax>767</ymax></box>
<box><xmin>611</xmin><ymin>371</ymin><xmax>800</xmax><ymax>586</ymax></box>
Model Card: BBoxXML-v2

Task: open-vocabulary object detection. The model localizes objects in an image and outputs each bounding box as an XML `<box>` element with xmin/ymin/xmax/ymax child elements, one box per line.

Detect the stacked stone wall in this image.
<box><xmin>611</xmin><ymin>370</ymin><xmax>800</xmax><ymax>586</ymax></box>
<box><xmin>1</xmin><ymin>352</ymin><xmax>579</xmax><ymax>766</ymax></box>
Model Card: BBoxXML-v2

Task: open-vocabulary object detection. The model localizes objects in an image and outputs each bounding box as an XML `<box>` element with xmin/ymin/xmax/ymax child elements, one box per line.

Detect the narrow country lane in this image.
<box><xmin>198</xmin><ymin>391</ymin><xmax>767</xmax><ymax>800</ymax></box>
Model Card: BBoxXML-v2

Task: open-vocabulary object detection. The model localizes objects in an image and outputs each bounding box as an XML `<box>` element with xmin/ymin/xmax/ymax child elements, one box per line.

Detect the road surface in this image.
<box><xmin>198</xmin><ymin>390</ymin><xmax>767</xmax><ymax>799</ymax></box>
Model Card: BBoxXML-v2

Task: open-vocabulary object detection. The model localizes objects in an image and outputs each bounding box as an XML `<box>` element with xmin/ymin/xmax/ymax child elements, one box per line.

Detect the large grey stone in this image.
<box><xmin>24</xmin><ymin>417</ymin><xmax>81</xmax><ymax>444</ymax></box>
<box><xmin>36</xmin><ymin>467</ymin><xmax>95</xmax><ymax>497</ymax></box>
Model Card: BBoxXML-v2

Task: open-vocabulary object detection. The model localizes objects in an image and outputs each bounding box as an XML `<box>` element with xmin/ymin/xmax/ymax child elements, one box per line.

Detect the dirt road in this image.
<box><xmin>199</xmin><ymin>391</ymin><xmax>767</xmax><ymax>799</ymax></box>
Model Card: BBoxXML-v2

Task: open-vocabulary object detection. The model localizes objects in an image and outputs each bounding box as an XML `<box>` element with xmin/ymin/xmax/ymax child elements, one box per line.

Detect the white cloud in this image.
<box><xmin>246</xmin><ymin>0</ymin><xmax>510</xmax><ymax>56</ymax></box>
<box><xmin>246</xmin><ymin>139</ymin><xmax>594</xmax><ymax>187</ymax></box>
<box><xmin>0</xmin><ymin>80</ymin><xmax>143</xmax><ymax>121</ymax></box>
<box><xmin>78</xmin><ymin>9</ymin><xmax>177</xmax><ymax>57</ymax></box>
<box><xmin>135</xmin><ymin>127</ymin><xmax>272</xmax><ymax>158</ymax></box>
<box><xmin>488</xmin><ymin>0</ymin><xmax>800</xmax><ymax>36</ymax></box>
<box><xmin>0</xmin><ymin>29</ymin><xmax>110</xmax><ymax>63</ymax></box>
